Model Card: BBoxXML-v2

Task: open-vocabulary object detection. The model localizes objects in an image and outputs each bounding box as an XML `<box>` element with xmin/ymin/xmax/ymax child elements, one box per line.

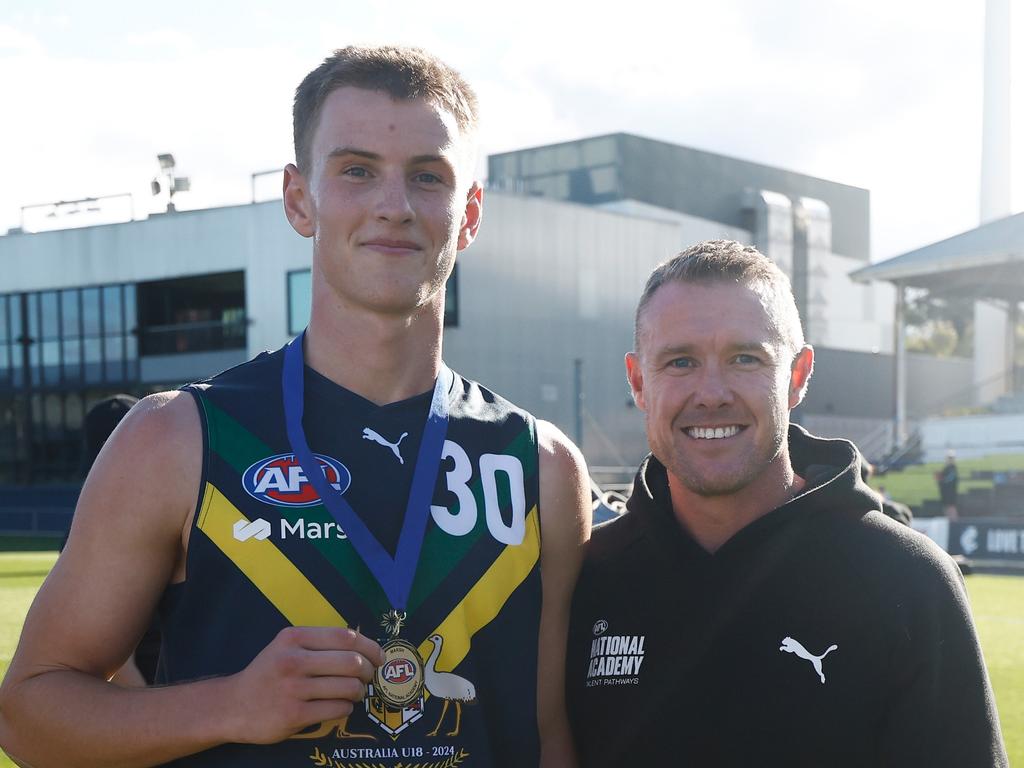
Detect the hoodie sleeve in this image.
<box><xmin>876</xmin><ymin>548</ymin><xmax>1007</xmax><ymax>768</ymax></box>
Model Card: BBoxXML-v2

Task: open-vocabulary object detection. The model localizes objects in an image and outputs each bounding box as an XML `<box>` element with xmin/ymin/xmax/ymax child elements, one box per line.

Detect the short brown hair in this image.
<box><xmin>634</xmin><ymin>239</ymin><xmax>805</xmax><ymax>357</ymax></box>
<box><xmin>293</xmin><ymin>45</ymin><xmax>479</xmax><ymax>173</ymax></box>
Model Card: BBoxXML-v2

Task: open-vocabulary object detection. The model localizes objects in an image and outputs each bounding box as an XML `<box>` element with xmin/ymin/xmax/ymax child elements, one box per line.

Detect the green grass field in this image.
<box><xmin>871</xmin><ymin>452</ymin><xmax>1024</xmax><ymax>510</ymax></box>
<box><xmin>0</xmin><ymin>555</ymin><xmax>1022</xmax><ymax>765</ymax></box>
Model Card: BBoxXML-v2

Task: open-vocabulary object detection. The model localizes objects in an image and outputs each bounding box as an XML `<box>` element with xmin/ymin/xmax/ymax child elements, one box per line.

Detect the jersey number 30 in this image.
<box><xmin>430</xmin><ymin>440</ymin><xmax>526</xmax><ymax>545</ymax></box>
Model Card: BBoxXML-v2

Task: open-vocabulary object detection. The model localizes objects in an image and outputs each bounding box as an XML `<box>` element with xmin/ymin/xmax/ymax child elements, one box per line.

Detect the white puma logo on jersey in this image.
<box><xmin>362</xmin><ymin>428</ymin><xmax>409</xmax><ymax>464</ymax></box>
<box><xmin>779</xmin><ymin>636</ymin><xmax>838</xmax><ymax>684</ymax></box>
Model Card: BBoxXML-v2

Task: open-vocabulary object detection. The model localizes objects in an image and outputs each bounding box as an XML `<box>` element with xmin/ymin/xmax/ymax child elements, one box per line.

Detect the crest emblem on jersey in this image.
<box><xmin>241</xmin><ymin>452</ymin><xmax>351</xmax><ymax>508</ymax></box>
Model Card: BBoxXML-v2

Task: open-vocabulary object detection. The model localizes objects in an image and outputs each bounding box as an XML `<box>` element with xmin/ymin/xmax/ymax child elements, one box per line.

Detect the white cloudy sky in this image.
<box><xmin>0</xmin><ymin>0</ymin><xmax>1020</xmax><ymax>262</ymax></box>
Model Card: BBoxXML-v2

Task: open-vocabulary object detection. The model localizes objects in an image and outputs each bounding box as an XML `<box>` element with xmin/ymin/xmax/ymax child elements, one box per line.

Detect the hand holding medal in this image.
<box><xmin>223</xmin><ymin>625</ymin><xmax>385</xmax><ymax>745</ymax></box>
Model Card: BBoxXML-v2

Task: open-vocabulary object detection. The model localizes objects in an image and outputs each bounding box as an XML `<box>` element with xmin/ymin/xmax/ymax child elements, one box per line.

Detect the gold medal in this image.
<box><xmin>372</xmin><ymin>610</ymin><xmax>425</xmax><ymax>709</ymax></box>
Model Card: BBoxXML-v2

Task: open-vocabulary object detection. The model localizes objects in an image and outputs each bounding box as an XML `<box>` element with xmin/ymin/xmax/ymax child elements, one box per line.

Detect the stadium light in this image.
<box><xmin>153</xmin><ymin>153</ymin><xmax>190</xmax><ymax>212</ymax></box>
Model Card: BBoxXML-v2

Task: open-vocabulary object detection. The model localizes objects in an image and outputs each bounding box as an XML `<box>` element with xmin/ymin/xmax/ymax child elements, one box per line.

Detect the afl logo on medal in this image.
<box><xmin>374</xmin><ymin>640</ymin><xmax>424</xmax><ymax>708</ymax></box>
<box><xmin>241</xmin><ymin>452</ymin><xmax>351</xmax><ymax>508</ymax></box>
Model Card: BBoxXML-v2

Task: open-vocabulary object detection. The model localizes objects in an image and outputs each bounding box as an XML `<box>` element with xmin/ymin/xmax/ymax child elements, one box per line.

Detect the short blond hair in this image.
<box><xmin>635</xmin><ymin>240</ymin><xmax>805</xmax><ymax>358</ymax></box>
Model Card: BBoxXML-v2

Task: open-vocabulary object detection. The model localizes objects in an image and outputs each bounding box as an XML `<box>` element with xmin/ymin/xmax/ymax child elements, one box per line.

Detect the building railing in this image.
<box><xmin>139</xmin><ymin>318</ymin><xmax>247</xmax><ymax>356</ymax></box>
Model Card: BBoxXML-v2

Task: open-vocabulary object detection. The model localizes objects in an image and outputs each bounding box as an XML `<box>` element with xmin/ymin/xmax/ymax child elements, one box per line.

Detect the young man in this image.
<box><xmin>566</xmin><ymin>240</ymin><xmax>1007</xmax><ymax>766</ymax></box>
<box><xmin>0</xmin><ymin>46</ymin><xmax>590</xmax><ymax>767</ymax></box>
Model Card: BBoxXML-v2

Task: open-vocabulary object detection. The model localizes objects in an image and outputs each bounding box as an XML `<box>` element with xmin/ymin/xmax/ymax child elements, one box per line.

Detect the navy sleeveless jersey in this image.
<box><xmin>156</xmin><ymin>347</ymin><xmax>542</xmax><ymax>767</ymax></box>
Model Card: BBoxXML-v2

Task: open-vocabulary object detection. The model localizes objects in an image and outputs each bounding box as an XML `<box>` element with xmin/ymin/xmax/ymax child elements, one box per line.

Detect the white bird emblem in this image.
<box><xmin>424</xmin><ymin>633</ymin><xmax>477</xmax><ymax>737</ymax></box>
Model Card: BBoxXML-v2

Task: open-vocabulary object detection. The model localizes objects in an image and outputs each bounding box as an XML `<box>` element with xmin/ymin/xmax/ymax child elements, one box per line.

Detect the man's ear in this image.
<box><xmin>457</xmin><ymin>182</ymin><xmax>483</xmax><ymax>251</ymax></box>
<box><xmin>788</xmin><ymin>345</ymin><xmax>814</xmax><ymax>409</ymax></box>
<box><xmin>283</xmin><ymin>163</ymin><xmax>314</xmax><ymax>239</ymax></box>
<box><xmin>625</xmin><ymin>351</ymin><xmax>646</xmax><ymax>411</ymax></box>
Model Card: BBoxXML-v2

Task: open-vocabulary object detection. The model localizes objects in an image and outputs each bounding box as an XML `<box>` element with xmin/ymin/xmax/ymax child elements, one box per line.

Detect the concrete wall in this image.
<box><xmin>489</xmin><ymin>134</ymin><xmax>871</xmax><ymax>261</ymax></box>
<box><xmin>796</xmin><ymin>348</ymin><xmax>974</xmax><ymax>421</ymax></box>
<box><xmin>618</xmin><ymin>134</ymin><xmax>870</xmax><ymax>261</ymax></box>
<box><xmin>444</xmin><ymin>194</ymin><xmax>687</xmax><ymax>467</ymax></box>
<box><xmin>809</xmin><ymin>252</ymin><xmax>896</xmax><ymax>353</ymax></box>
<box><xmin>920</xmin><ymin>413</ymin><xmax>1024</xmax><ymax>461</ymax></box>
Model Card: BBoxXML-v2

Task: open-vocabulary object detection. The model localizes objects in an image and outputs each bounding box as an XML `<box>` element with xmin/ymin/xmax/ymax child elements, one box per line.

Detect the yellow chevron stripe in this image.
<box><xmin>198</xmin><ymin>482</ymin><xmax>348</xmax><ymax>628</ymax></box>
<box><xmin>419</xmin><ymin>505</ymin><xmax>541</xmax><ymax>675</ymax></box>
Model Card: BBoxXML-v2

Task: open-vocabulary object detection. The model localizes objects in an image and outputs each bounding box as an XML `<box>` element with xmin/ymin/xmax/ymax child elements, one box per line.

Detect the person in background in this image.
<box><xmin>862</xmin><ymin>462</ymin><xmax>913</xmax><ymax>527</ymax></box>
<box><xmin>74</xmin><ymin>395</ymin><xmax>160</xmax><ymax>688</ymax></box>
<box><xmin>79</xmin><ymin>395</ymin><xmax>140</xmax><ymax>476</ymax></box>
<box><xmin>937</xmin><ymin>449</ymin><xmax>960</xmax><ymax>519</ymax></box>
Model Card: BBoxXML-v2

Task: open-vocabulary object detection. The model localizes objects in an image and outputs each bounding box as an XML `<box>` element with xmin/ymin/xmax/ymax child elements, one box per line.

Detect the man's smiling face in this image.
<box><xmin>626</xmin><ymin>279</ymin><xmax>812</xmax><ymax>498</ymax></box>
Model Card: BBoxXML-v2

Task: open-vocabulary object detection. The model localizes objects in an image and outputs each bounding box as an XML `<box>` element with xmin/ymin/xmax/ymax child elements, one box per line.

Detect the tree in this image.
<box><xmin>904</xmin><ymin>290</ymin><xmax>974</xmax><ymax>358</ymax></box>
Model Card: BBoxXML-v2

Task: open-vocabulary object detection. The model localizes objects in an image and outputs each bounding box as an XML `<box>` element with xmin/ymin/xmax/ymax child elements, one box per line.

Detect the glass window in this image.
<box><xmin>62</xmin><ymin>338</ymin><xmax>82</xmax><ymax>383</ymax></box>
<box><xmin>84</xmin><ymin>337</ymin><xmax>103</xmax><ymax>384</ymax></box>
<box><xmin>42</xmin><ymin>341</ymin><xmax>61</xmax><ymax>386</ymax></box>
<box><xmin>0</xmin><ymin>295</ymin><xmax>7</xmax><ymax>344</ymax></box>
<box><xmin>523</xmin><ymin>147</ymin><xmax>562</xmax><ymax>176</ymax></box>
<box><xmin>287</xmin><ymin>270</ymin><xmax>312</xmax><ymax>335</ymax></box>
<box><xmin>581</xmin><ymin>137</ymin><xmax>617</xmax><ymax>166</ymax></box>
<box><xmin>527</xmin><ymin>174</ymin><xmax>570</xmax><ymax>199</ymax></box>
<box><xmin>11</xmin><ymin>335</ymin><xmax>23</xmax><ymax>387</ymax></box>
<box><xmin>61</xmin><ymin>289</ymin><xmax>80</xmax><ymax>338</ymax></box>
<box><xmin>123</xmin><ymin>285</ymin><xmax>137</xmax><ymax>334</ymax></box>
<box><xmin>40</xmin><ymin>292</ymin><xmax>59</xmax><ymax>340</ymax></box>
<box><xmin>103</xmin><ymin>285</ymin><xmax>123</xmax><ymax>335</ymax></box>
<box><xmin>82</xmin><ymin>288</ymin><xmax>101</xmax><ymax>336</ymax></box>
<box><xmin>10</xmin><ymin>295</ymin><xmax>22</xmax><ymax>345</ymax></box>
<box><xmin>491</xmin><ymin>154</ymin><xmax>518</xmax><ymax>178</ymax></box>
<box><xmin>589</xmin><ymin>166</ymin><xmax>618</xmax><ymax>196</ymax></box>
<box><xmin>104</xmin><ymin>336</ymin><xmax>124</xmax><ymax>382</ymax></box>
<box><xmin>27</xmin><ymin>292</ymin><xmax>39</xmax><ymax>340</ymax></box>
<box><xmin>554</xmin><ymin>144</ymin><xmax>582</xmax><ymax>172</ymax></box>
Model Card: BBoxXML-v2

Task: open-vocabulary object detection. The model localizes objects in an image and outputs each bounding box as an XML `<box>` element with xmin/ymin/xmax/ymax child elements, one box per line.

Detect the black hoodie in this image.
<box><xmin>567</xmin><ymin>426</ymin><xmax>1007</xmax><ymax>767</ymax></box>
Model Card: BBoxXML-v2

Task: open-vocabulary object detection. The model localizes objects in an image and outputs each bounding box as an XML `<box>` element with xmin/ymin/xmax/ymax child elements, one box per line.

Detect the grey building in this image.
<box><xmin>488</xmin><ymin>133</ymin><xmax>978</xmax><ymax>458</ymax></box>
<box><xmin>488</xmin><ymin>133</ymin><xmax>870</xmax><ymax>261</ymax></box>
<box><xmin>0</xmin><ymin>134</ymin><xmax>975</xmax><ymax>523</ymax></box>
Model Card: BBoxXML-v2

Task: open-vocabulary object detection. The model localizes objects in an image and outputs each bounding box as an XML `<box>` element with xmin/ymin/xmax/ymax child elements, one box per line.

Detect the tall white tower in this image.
<box><xmin>974</xmin><ymin>0</ymin><xmax>1013</xmax><ymax>404</ymax></box>
<box><xmin>979</xmin><ymin>0</ymin><xmax>1012</xmax><ymax>221</ymax></box>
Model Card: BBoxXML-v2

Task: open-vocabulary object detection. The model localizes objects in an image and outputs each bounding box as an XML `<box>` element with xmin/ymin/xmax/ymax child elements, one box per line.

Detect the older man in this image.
<box><xmin>567</xmin><ymin>240</ymin><xmax>1006</xmax><ymax>767</ymax></box>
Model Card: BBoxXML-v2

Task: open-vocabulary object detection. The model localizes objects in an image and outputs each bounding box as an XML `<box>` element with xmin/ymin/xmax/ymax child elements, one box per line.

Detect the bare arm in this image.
<box><xmin>535</xmin><ymin>420</ymin><xmax>592</xmax><ymax>768</ymax></box>
<box><xmin>0</xmin><ymin>392</ymin><xmax>381</xmax><ymax>767</ymax></box>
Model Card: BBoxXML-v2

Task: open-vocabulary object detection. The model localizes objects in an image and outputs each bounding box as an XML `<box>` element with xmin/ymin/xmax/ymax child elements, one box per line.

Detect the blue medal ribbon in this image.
<box><xmin>282</xmin><ymin>331</ymin><xmax>452</xmax><ymax>612</ymax></box>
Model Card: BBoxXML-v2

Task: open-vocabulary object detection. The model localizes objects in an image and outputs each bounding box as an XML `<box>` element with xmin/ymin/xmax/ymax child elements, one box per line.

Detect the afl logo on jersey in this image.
<box><xmin>241</xmin><ymin>453</ymin><xmax>351</xmax><ymax>508</ymax></box>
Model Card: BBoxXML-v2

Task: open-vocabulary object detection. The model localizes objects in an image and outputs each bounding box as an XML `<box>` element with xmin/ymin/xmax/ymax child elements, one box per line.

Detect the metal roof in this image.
<box><xmin>850</xmin><ymin>211</ymin><xmax>1024</xmax><ymax>301</ymax></box>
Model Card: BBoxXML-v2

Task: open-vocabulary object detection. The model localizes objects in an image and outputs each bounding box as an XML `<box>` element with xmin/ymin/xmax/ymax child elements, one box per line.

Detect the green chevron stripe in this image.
<box><xmin>198</xmin><ymin>394</ymin><xmax>539</xmax><ymax>619</ymax></box>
